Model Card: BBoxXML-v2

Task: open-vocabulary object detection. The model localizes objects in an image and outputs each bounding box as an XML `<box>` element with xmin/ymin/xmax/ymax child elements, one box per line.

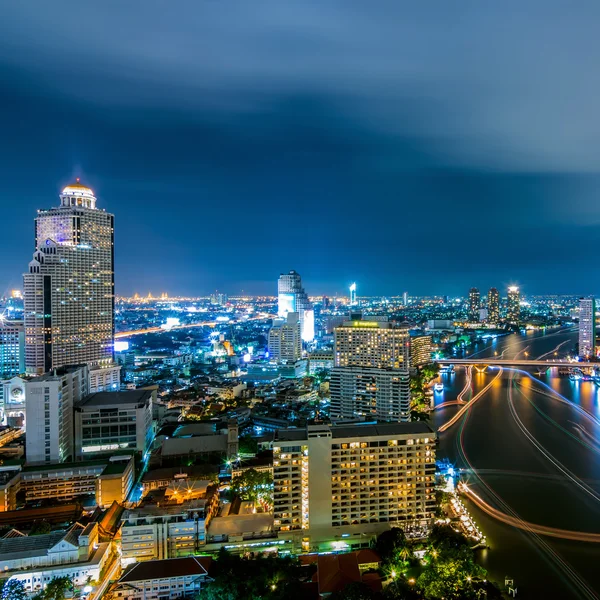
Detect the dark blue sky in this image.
<box><xmin>2</xmin><ymin>2</ymin><xmax>600</xmax><ymax>297</ymax></box>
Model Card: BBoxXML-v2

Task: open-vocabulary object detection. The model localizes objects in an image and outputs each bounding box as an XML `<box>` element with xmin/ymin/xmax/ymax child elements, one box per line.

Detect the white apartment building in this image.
<box><xmin>24</xmin><ymin>365</ymin><xmax>88</xmax><ymax>464</ymax></box>
<box><xmin>330</xmin><ymin>367</ymin><xmax>411</xmax><ymax>422</ymax></box>
<box><xmin>268</xmin><ymin>312</ymin><xmax>302</xmax><ymax>363</ymax></box>
<box><xmin>24</xmin><ymin>181</ymin><xmax>115</xmax><ymax>375</ymax></box>
<box><xmin>334</xmin><ymin>321</ymin><xmax>410</xmax><ymax>370</ymax></box>
<box><xmin>579</xmin><ymin>297</ymin><xmax>596</xmax><ymax>358</ymax></box>
<box><xmin>273</xmin><ymin>423</ymin><xmax>436</xmax><ymax>551</ymax></box>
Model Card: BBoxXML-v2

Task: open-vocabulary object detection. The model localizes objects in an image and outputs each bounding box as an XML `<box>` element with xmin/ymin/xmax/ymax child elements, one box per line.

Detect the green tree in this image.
<box><xmin>0</xmin><ymin>579</ymin><xmax>27</xmax><ymax>600</ymax></box>
<box><xmin>330</xmin><ymin>581</ymin><xmax>375</xmax><ymax>600</ymax></box>
<box><xmin>238</xmin><ymin>435</ymin><xmax>258</xmax><ymax>455</ymax></box>
<box><xmin>231</xmin><ymin>468</ymin><xmax>273</xmax><ymax>506</ymax></box>
<box><xmin>29</xmin><ymin>520</ymin><xmax>51</xmax><ymax>536</ymax></box>
<box><xmin>373</xmin><ymin>527</ymin><xmax>407</xmax><ymax>563</ymax></box>
<box><xmin>34</xmin><ymin>576</ymin><xmax>71</xmax><ymax>600</ymax></box>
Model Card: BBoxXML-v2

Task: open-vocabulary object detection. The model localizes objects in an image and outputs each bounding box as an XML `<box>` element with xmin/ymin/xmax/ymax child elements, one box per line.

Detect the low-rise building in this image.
<box><xmin>112</xmin><ymin>556</ymin><xmax>213</xmax><ymax>600</ymax></box>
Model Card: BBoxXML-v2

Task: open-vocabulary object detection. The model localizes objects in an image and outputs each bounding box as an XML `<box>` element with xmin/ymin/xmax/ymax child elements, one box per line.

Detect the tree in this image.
<box><xmin>330</xmin><ymin>582</ymin><xmax>375</xmax><ymax>600</ymax></box>
<box><xmin>0</xmin><ymin>579</ymin><xmax>27</xmax><ymax>600</ymax></box>
<box><xmin>238</xmin><ymin>435</ymin><xmax>258</xmax><ymax>455</ymax></box>
<box><xmin>373</xmin><ymin>528</ymin><xmax>407</xmax><ymax>563</ymax></box>
<box><xmin>231</xmin><ymin>469</ymin><xmax>273</xmax><ymax>506</ymax></box>
<box><xmin>29</xmin><ymin>520</ymin><xmax>51</xmax><ymax>536</ymax></box>
<box><xmin>34</xmin><ymin>576</ymin><xmax>71</xmax><ymax>600</ymax></box>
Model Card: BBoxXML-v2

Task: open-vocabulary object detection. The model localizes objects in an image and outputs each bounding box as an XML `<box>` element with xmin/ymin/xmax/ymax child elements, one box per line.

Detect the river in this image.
<box><xmin>432</xmin><ymin>326</ymin><xmax>600</xmax><ymax>599</ymax></box>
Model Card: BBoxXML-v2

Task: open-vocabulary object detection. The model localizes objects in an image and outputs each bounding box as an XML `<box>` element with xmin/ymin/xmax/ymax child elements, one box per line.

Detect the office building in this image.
<box><xmin>334</xmin><ymin>321</ymin><xmax>410</xmax><ymax>370</ymax></box>
<box><xmin>402</xmin><ymin>292</ymin><xmax>408</xmax><ymax>306</ymax></box>
<box><xmin>349</xmin><ymin>283</ymin><xmax>357</xmax><ymax>306</ymax></box>
<box><xmin>273</xmin><ymin>423</ymin><xmax>436</xmax><ymax>547</ymax></box>
<box><xmin>487</xmin><ymin>287</ymin><xmax>500</xmax><ymax>324</ymax></box>
<box><xmin>579</xmin><ymin>297</ymin><xmax>596</xmax><ymax>358</ymax></box>
<box><xmin>73</xmin><ymin>389</ymin><xmax>154</xmax><ymax>459</ymax></box>
<box><xmin>23</xmin><ymin>180</ymin><xmax>115</xmax><ymax>375</ymax></box>
<box><xmin>507</xmin><ymin>286</ymin><xmax>521</xmax><ymax>323</ymax></box>
<box><xmin>330</xmin><ymin>367</ymin><xmax>411</xmax><ymax>421</ymax></box>
<box><xmin>0</xmin><ymin>377</ymin><xmax>26</xmax><ymax>427</ymax></box>
<box><xmin>410</xmin><ymin>335</ymin><xmax>432</xmax><ymax>368</ymax></box>
<box><xmin>468</xmin><ymin>288</ymin><xmax>480</xmax><ymax>322</ymax></box>
<box><xmin>24</xmin><ymin>365</ymin><xmax>88</xmax><ymax>465</ymax></box>
<box><xmin>268</xmin><ymin>312</ymin><xmax>302</xmax><ymax>363</ymax></box>
<box><xmin>277</xmin><ymin>270</ymin><xmax>314</xmax><ymax>342</ymax></box>
<box><xmin>0</xmin><ymin>320</ymin><xmax>24</xmax><ymax>379</ymax></box>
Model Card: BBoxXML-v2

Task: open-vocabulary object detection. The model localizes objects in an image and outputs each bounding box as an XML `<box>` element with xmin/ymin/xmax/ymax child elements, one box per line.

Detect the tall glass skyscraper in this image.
<box><xmin>24</xmin><ymin>180</ymin><xmax>115</xmax><ymax>374</ymax></box>
<box><xmin>277</xmin><ymin>270</ymin><xmax>314</xmax><ymax>342</ymax></box>
<box><xmin>507</xmin><ymin>286</ymin><xmax>521</xmax><ymax>323</ymax></box>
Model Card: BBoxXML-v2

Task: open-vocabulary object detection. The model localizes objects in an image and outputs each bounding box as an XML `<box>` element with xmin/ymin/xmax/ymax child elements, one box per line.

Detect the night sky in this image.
<box><xmin>2</xmin><ymin>2</ymin><xmax>600</xmax><ymax>297</ymax></box>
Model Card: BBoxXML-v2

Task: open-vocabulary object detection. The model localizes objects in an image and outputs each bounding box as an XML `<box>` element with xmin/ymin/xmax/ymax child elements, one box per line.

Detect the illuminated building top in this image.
<box><xmin>59</xmin><ymin>178</ymin><xmax>97</xmax><ymax>209</ymax></box>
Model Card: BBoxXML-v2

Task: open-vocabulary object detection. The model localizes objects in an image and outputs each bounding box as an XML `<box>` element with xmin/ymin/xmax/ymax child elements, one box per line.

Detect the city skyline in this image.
<box><xmin>3</xmin><ymin>4</ymin><xmax>600</xmax><ymax>296</ymax></box>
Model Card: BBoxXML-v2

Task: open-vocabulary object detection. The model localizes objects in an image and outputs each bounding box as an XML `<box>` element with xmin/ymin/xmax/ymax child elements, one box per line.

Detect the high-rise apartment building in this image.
<box><xmin>24</xmin><ymin>365</ymin><xmax>88</xmax><ymax>464</ymax></box>
<box><xmin>277</xmin><ymin>270</ymin><xmax>314</xmax><ymax>342</ymax></box>
<box><xmin>330</xmin><ymin>367</ymin><xmax>411</xmax><ymax>421</ymax></box>
<box><xmin>334</xmin><ymin>321</ymin><xmax>410</xmax><ymax>370</ymax></box>
<box><xmin>487</xmin><ymin>288</ymin><xmax>500</xmax><ymax>324</ymax></box>
<box><xmin>468</xmin><ymin>288</ymin><xmax>480</xmax><ymax>322</ymax></box>
<box><xmin>268</xmin><ymin>312</ymin><xmax>302</xmax><ymax>363</ymax></box>
<box><xmin>0</xmin><ymin>320</ymin><xmax>24</xmax><ymax>379</ymax></box>
<box><xmin>24</xmin><ymin>181</ymin><xmax>115</xmax><ymax>375</ymax></box>
<box><xmin>507</xmin><ymin>286</ymin><xmax>521</xmax><ymax>323</ymax></box>
<box><xmin>579</xmin><ymin>297</ymin><xmax>596</xmax><ymax>358</ymax></box>
<box><xmin>272</xmin><ymin>423</ymin><xmax>436</xmax><ymax>546</ymax></box>
<box><xmin>410</xmin><ymin>335</ymin><xmax>432</xmax><ymax>368</ymax></box>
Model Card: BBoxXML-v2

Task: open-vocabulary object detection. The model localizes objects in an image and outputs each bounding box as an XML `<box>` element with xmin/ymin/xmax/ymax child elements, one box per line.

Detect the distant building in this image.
<box><xmin>487</xmin><ymin>287</ymin><xmax>500</xmax><ymax>324</ymax></box>
<box><xmin>334</xmin><ymin>321</ymin><xmax>410</xmax><ymax>370</ymax></box>
<box><xmin>277</xmin><ymin>270</ymin><xmax>314</xmax><ymax>342</ymax></box>
<box><xmin>0</xmin><ymin>320</ymin><xmax>24</xmax><ymax>379</ymax></box>
<box><xmin>426</xmin><ymin>319</ymin><xmax>454</xmax><ymax>331</ymax></box>
<box><xmin>73</xmin><ymin>389</ymin><xmax>154</xmax><ymax>460</ymax></box>
<box><xmin>507</xmin><ymin>286</ymin><xmax>521</xmax><ymax>323</ymax></box>
<box><xmin>579</xmin><ymin>297</ymin><xmax>596</xmax><ymax>358</ymax></box>
<box><xmin>308</xmin><ymin>351</ymin><xmax>334</xmax><ymax>373</ymax></box>
<box><xmin>402</xmin><ymin>291</ymin><xmax>408</xmax><ymax>306</ymax></box>
<box><xmin>24</xmin><ymin>365</ymin><xmax>89</xmax><ymax>465</ymax></box>
<box><xmin>330</xmin><ymin>367</ymin><xmax>411</xmax><ymax>422</ymax></box>
<box><xmin>273</xmin><ymin>423</ymin><xmax>436</xmax><ymax>548</ymax></box>
<box><xmin>268</xmin><ymin>312</ymin><xmax>302</xmax><ymax>362</ymax></box>
<box><xmin>23</xmin><ymin>181</ymin><xmax>115</xmax><ymax>376</ymax></box>
<box><xmin>468</xmin><ymin>288</ymin><xmax>480</xmax><ymax>322</ymax></box>
<box><xmin>349</xmin><ymin>283</ymin><xmax>357</xmax><ymax>306</ymax></box>
<box><xmin>410</xmin><ymin>335</ymin><xmax>432</xmax><ymax>368</ymax></box>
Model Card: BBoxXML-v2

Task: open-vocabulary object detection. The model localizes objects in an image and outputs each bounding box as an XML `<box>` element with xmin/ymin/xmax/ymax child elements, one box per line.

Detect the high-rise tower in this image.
<box><xmin>349</xmin><ymin>283</ymin><xmax>357</xmax><ymax>306</ymax></box>
<box><xmin>24</xmin><ymin>180</ymin><xmax>115</xmax><ymax>375</ymax></box>
<box><xmin>579</xmin><ymin>297</ymin><xmax>596</xmax><ymax>358</ymax></box>
<box><xmin>277</xmin><ymin>270</ymin><xmax>314</xmax><ymax>342</ymax></box>
<box><xmin>487</xmin><ymin>287</ymin><xmax>500</xmax><ymax>324</ymax></box>
<box><xmin>468</xmin><ymin>288</ymin><xmax>480</xmax><ymax>322</ymax></box>
<box><xmin>507</xmin><ymin>286</ymin><xmax>521</xmax><ymax>323</ymax></box>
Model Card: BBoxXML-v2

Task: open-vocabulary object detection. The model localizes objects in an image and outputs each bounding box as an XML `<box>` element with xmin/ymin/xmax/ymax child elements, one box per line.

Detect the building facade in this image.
<box><xmin>0</xmin><ymin>320</ymin><xmax>24</xmax><ymax>379</ymax></box>
<box><xmin>330</xmin><ymin>367</ymin><xmax>411</xmax><ymax>422</ymax></box>
<box><xmin>468</xmin><ymin>288</ymin><xmax>480</xmax><ymax>322</ymax></box>
<box><xmin>410</xmin><ymin>336</ymin><xmax>432</xmax><ymax>368</ymax></box>
<box><xmin>579</xmin><ymin>297</ymin><xmax>596</xmax><ymax>358</ymax></box>
<box><xmin>507</xmin><ymin>286</ymin><xmax>521</xmax><ymax>323</ymax></box>
<box><xmin>273</xmin><ymin>423</ymin><xmax>436</xmax><ymax>550</ymax></box>
<box><xmin>24</xmin><ymin>365</ymin><xmax>88</xmax><ymax>464</ymax></box>
<box><xmin>277</xmin><ymin>270</ymin><xmax>314</xmax><ymax>342</ymax></box>
<box><xmin>487</xmin><ymin>287</ymin><xmax>499</xmax><ymax>324</ymax></box>
<box><xmin>24</xmin><ymin>181</ymin><xmax>114</xmax><ymax>375</ymax></box>
<box><xmin>334</xmin><ymin>321</ymin><xmax>410</xmax><ymax>370</ymax></box>
<box><xmin>268</xmin><ymin>312</ymin><xmax>302</xmax><ymax>363</ymax></box>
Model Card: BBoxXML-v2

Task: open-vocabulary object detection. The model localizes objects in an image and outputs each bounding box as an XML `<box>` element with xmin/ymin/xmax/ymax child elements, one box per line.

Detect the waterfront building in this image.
<box><xmin>277</xmin><ymin>270</ymin><xmax>314</xmax><ymax>342</ymax></box>
<box><xmin>24</xmin><ymin>365</ymin><xmax>89</xmax><ymax>465</ymax></box>
<box><xmin>0</xmin><ymin>320</ymin><xmax>24</xmax><ymax>379</ymax></box>
<box><xmin>579</xmin><ymin>297</ymin><xmax>596</xmax><ymax>358</ymax></box>
<box><xmin>334</xmin><ymin>321</ymin><xmax>410</xmax><ymax>370</ymax></box>
<box><xmin>330</xmin><ymin>367</ymin><xmax>411</xmax><ymax>422</ymax></box>
<box><xmin>23</xmin><ymin>180</ymin><xmax>115</xmax><ymax>375</ymax></box>
<box><xmin>272</xmin><ymin>423</ymin><xmax>436</xmax><ymax>549</ymax></box>
<box><xmin>268</xmin><ymin>312</ymin><xmax>302</xmax><ymax>363</ymax></box>
<box><xmin>507</xmin><ymin>286</ymin><xmax>521</xmax><ymax>323</ymax></box>
<box><xmin>410</xmin><ymin>335</ymin><xmax>432</xmax><ymax>368</ymax></box>
<box><xmin>468</xmin><ymin>288</ymin><xmax>480</xmax><ymax>322</ymax></box>
<box><xmin>487</xmin><ymin>287</ymin><xmax>500</xmax><ymax>324</ymax></box>
<box><xmin>73</xmin><ymin>389</ymin><xmax>154</xmax><ymax>460</ymax></box>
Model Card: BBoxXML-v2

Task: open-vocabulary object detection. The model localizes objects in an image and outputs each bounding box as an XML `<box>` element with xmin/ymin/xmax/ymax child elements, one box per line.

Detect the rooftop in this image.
<box><xmin>119</xmin><ymin>556</ymin><xmax>213</xmax><ymax>583</ymax></box>
<box><xmin>275</xmin><ymin>422</ymin><xmax>434</xmax><ymax>442</ymax></box>
<box><xmin>77</xmin><ymin>389</ymin><xmax>153</xmax><ymax>409</ymax></box>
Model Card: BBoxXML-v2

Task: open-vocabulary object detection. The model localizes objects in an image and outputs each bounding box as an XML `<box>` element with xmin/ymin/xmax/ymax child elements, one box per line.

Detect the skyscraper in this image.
<box><xmin>349</xmin><ymin>283</ymin><xmax>357</xmax><ymax>306</ymax></box>
<box><xmin>579</xmin><ymin>297</ymin><xmax>596</xmax><ymax>358</ymax></box>
<box><xmin>487</xmin><ymin>287</ymin><xmax>500</xmax><ymax>324</ymax></box>
<box><xmin>507</xmin><ymin>286</ymin><xmax>521</xmax><ymax>323</ymax></box>
<box><xmin>24</xmin><ymin>180</ymin><xmax>115</xmax><ymax>375</ymax></box>
<box><xmin>268</xmin><ymin>312</ymin><xmax>302</xmax><ymax>363</ymax></box>
<box><xmin>0</xmin><ymin>320</ymin><xmax>24</xmax><ymax>379</ymax></box>
<box><xmin>277</xmin><ymin>270</ymin><xmax>314</xmax><ymax>342</ymax></box>
<box><xmin>468</xmin><ymin>288</ymin><xmax>480</xmax><ymax>322</ymax></box>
